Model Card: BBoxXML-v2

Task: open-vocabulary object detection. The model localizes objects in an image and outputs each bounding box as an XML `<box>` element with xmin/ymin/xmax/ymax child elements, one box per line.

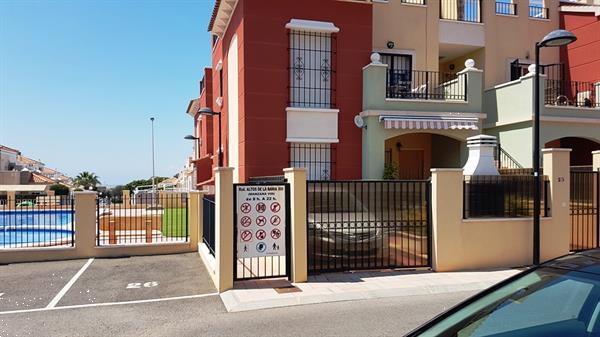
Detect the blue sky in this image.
<box><xmin>0</xmin><ymin>0</ymin><xmax>214</xmax><ymax>186</ymax></box>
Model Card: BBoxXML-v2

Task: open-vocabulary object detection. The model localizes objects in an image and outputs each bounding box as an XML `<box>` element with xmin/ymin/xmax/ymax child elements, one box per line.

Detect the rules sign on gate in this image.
<box><xmin>236</xmin><ymin>185</ymin><xmax>286</xmax><ymax>258</ymax></box>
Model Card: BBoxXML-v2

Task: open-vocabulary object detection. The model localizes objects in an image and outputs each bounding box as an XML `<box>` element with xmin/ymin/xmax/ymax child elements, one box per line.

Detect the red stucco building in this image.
<box><xmin>186</xmin><ymin>0</ymin><xmax>372</xmax><ymax>187</ymax></box>
<box><xmin>560</xmin><ymin>3</ymin><xmax>600</xmax><ymax>84</ymax></box>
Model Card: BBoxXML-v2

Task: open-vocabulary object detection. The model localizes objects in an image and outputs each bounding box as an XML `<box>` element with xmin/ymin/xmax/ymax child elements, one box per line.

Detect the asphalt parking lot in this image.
<box><xmin>0</xmin><ymin>253</ymin><xmax>217</xmax><ymax>313</ymax></box>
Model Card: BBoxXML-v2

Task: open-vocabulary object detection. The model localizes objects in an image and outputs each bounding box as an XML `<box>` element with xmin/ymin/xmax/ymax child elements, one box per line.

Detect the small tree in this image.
<box><xmin>49</xmin><ymin>184</ymin><xmax>70</xmax><ymax>196</ymax></box>
<box><xmin>383</xmin><ymin>162</ymin><xmax>399</xmax><ymax>180</ymax></box>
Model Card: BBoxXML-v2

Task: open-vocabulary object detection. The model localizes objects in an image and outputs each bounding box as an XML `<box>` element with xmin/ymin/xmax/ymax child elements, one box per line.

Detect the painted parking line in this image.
<box><xmin>46</xmin><ymin>258</ymin><xmax>94</xmax><ymax>309</ymax></box>
<box><xmin>0</xmin><ymin>292</ymin><xmax>219</xmax><ymax>316</ymax></box>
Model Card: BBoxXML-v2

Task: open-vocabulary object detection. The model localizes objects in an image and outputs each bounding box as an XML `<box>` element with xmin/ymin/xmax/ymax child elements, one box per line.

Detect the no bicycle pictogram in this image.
<box><xmin>270</xmin><ymin>215</ymin><xmax>281</xmax><ymax>226</ymax></box>
<box><xmin>240</xmin><ymin>230</ymin><xmax>252</xmax><ymax>242</ymax></box>
<box><xmin>256</xmin><ymin>229</ymin><xmax>267</xmax><ymax>240</ymax></box>
<box><xmin>256</xmin><ymin>202</ymin><xmax>267</xmax><ymax>213</ymax></box>
<box><xmin>270</xmin><ymin>228</ymin><xmax>281</xmax><ymax>240</ymax></box>
<box><xmin>256</xmin><ymin>216</ymin><xmax>267</xmax><ymax>226</ymax></box>
<box><xmin>240</xmin><ymin>216</ymin><xmax>252</xmax><ymax>227</ymax></box>
<box><xmin>240</xmin><ymin>203</ymin><xmax>251</xmax><ymax>214</ymax></box>
<box><xmin>270</xmin><ymin>202</ymin><xmax>281</xmax><ymax>213</ymax></box>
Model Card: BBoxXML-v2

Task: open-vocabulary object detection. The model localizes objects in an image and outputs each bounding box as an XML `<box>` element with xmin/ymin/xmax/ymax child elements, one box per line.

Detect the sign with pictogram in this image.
<box><xmin>270</xmin><ymin>228</ymin><xmax>281</xmax><ymax>240</ymax></box>
<box><xmin>240</xmin><ymin>216</ymin><xmax>252</xmax><ymax>227</ymax></box>
<box><xmin>235</xmin><ymin>184</ymin><xmax>287</xmax><ymax>258</ymax></box>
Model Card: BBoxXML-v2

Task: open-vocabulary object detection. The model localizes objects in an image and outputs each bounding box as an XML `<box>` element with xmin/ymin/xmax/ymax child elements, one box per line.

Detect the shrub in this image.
<box><xmin>383</xmin><ymin>163</ymin><xmax>399</xmax><ymax>180</ymax></box>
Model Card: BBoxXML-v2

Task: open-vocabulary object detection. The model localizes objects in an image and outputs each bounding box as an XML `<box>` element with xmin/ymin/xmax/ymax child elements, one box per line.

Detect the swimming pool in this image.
<box><xmin>0</xmin><ymin>210</ymin><xmax>74</xmax><ymax>248</ymax></box>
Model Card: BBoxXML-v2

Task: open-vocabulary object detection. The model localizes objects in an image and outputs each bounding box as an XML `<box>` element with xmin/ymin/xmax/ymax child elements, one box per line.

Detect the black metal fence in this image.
<box><xmin>529</xmin><ymin>6</ymin><xmax>549</xmax><ymax>19</ymax></box>
<box><xmin>307</xmin><ymin>180</ymin><xmax>431</xmax><ymax>273</ymax></box>
<box><xmin>570</xmin><ymin>171</ymin><xmax>599</xmax><ymax>251</ymax></box>
<box><xmin>440</xmin><ymin>0</ymin><xmax>482</xmax><ymax>23</ymax></box>
<box><xmin>496</xmin><ymin>1</ymin><xmax>517</xmax><ymax>15</ymax></box>
<box><xmin>0</xmin><ymin>196</ymin><xmax>74</xmax><ymax>249</ymax></box>
<box><xmin>288</xmin><ymin>30</ymin><xmax>336</xmax><ymax>109</ymax></box>
<box><xmin>386</xmin><ymin>70</ymin><xmax>466</xmax><ymax>101</ymax></box>
<box><xmin>289</xmin><ymin>143</ymin><xmax>336</xmax><ymax>181</ymax></box>
<box><xmin>96</xmin><ymin>193</ymin><xmax>188</xmax><ymax>245</ymax></box>
<box><xmin>545</xmin><ymin>79</ymin><xmax>597</xmax><ymax>108</ymax></box>
<box><xmin>202</xmin><ymin>195</ymin><xmax>216</xmax><ymax>256</ymax></box>
<box><xmin>464</xmin><ymin>175</ymin><xmax>550</xmax><ymax>218</ymax></box>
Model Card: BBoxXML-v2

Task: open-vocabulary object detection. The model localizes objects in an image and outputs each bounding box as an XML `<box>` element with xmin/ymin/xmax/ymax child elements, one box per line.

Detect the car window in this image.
<box><xmin>418</xmin><ymin>268</ymin><xmax>600</xmax><ymax>337</ymax></box>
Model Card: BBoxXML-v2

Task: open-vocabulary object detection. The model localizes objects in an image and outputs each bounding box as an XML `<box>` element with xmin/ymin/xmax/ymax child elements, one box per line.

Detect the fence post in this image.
<box><xmin>593</xmin><ymin>150</ymin><xmax>600</xmax><ymax>172</ymax></box>
<box><xmin>122</xmin><ymin>189</ymin><xmax>131</xmax><ymax>205</ymax></box>
<box><xmin>283</xmin><ymin>167</ymin><xmax>308</xmax><ymax>283</ymax></box>
<box><xmin>74</xmin><ymin>191</ymin><xmax>97</xmax><ymax>257</ymax></box>
<box><xmin>594</xmin><ymin>151</ymin><xmax>600</xmax><ymax>248</ymax></box>
<box><xmin>541</xmin><ymin>149</ymin><xmax>571</xmax><ymax>262</ymax></box>
<box><xmin>430</xmin><ymin>169</ymin><xmax>464</xmax><ymax>272</ymax></box>
<box><xmin>188</xmin><ymin>190</ymin><xmax>203</xmax><ymax>249</ymax></box>
<box><xmin>214</xmin><ymin>167</ymin><xmax>234</xmax><ymax>292</ymax></box>
<box><xmin>7</xmin><ymin>191</ymin><xmax>15</xmax><ymax>209</ymax></box>
<box><xmin>594</xmin><ymin>82</ymin><xmax>599</xmax><ymax>107</ymax></box>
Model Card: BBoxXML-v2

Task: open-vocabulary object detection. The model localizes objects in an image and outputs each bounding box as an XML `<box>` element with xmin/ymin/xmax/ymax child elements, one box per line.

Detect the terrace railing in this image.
<box><xmin>529</xmin><ymin>6</ymin><xmax>549</xmax><ymax>19</ymax></box>
<box><xmin>545</xmin><ymin>79</ymin><xmax>598</xmax><ymax>108</ymax></box>
<box><xmin>386</xmin><ymin>69</ymin><xmax>467</xmax><ymax>101</ymax></box>
<box><xmin>440</xmin><ymin>0</ymin><xmax>482</xmax><ymax>23</ymax></box>
<box><xmin>0</xmin><ymin>195</ymin><xmax>74</xmax><ymax>249</ymax></box>
<box><xmin>496</xmin><ymin>1</ymin><xmax>517</xmax><ymax>16</ymax></box>
<box><xmin>96</xmin><ymin>193</ymin><xmax>188</xmax><ymax>245</ymax></box>
<box><xmin>463</xmin><ymin>175</ymin><xmax>550</xmax><ymax>218</ymax></box>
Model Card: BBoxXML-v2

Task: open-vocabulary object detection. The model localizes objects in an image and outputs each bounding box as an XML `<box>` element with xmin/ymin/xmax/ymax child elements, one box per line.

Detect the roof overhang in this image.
<box><xmin>560</xmin><ymin>5</ymin><xmax>600</xmax><ymax>17</ymax></box>
<box><xmin>0</xmin><ymin>184</ymin><xmax>48</xmax><ymax>192</ymax></box>
<box><xmin>208</xmin><ymin>0</ymin><xmax>238</xmax><ymax>36</ymax></box>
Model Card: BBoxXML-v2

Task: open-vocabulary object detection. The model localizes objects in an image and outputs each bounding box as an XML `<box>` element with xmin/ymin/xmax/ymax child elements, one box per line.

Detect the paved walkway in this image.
<box><xmin>221</xmin><ymin>268</ymin><xmax>521</xmax><ymax>312</ymax></box>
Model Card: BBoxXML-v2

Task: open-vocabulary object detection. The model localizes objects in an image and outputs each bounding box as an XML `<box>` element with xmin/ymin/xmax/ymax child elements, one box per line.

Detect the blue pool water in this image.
<box><xmin>0</xmin><ymin>210</ymin><xmax>74</xmax><ymax>247</ymax></box>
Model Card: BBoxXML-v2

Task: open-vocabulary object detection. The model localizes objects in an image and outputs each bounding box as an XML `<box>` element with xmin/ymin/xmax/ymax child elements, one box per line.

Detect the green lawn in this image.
<box><xmin>161</xmin><ymin>208</ymin><xmax>188</xmax><ymax>238</ymax></box>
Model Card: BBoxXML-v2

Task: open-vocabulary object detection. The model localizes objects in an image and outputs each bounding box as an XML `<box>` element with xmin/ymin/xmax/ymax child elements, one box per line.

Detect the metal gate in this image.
<box><xmin>307</xmin><ymin>180</ymin><xmax>431</xmax><ymax>273</ymax></box>
<box><xmin>233</xmin><ymin>182</ymin><xmax>291</xmax><ymax>280</ymax></box>
<box><xmin>570</xmin><ymin>170</ymin><xmax>600</xmax><ymax>251</ymax></box>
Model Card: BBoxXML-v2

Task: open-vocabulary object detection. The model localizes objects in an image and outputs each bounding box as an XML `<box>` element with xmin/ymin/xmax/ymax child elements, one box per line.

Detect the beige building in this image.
<box><xmin>372</xmin><ymin>0</ymin><xmax>560</xmax><ymax>89</ymax></box>
<box><xmin>360</xmin><ymin>0</ymin><xmax>599</xmax><ymax>180</ymax></box>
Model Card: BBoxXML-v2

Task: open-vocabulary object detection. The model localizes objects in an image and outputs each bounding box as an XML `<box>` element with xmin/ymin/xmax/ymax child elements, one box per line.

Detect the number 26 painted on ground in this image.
<box><xmin>126</xmin><ymin>281</ymin><xmax>159</xmax><ymax>289</ymax></box>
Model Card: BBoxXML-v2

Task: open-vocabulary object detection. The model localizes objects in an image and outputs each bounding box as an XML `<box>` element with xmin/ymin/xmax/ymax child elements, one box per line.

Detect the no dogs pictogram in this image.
<box><xmin>256</xmin><ymin>229</ymin><xmax>267</xmax><ymax>240</ymax></box>
<box><xmin>240</xmin><ymin>203</ymin><xmax>251</xmax><ymax>213</ymax></box>
<box><xmin>240</xmin><ymin>230</ymin><xmax>252</xmax><ymax>242</ymax></box>
<box><xmin>256</xmin><ymin>202</ymin><xmax>266</xmax><ymax>213</ymax></box>
<box><xmin>256</xmin><ymin>216</ymin><xmax>267</xmax><ymax>226</ymax></box>
<box><xmin>240</xmin><ymin>216</ymin><xmax>252</xmax><ymax>227</ymax></box>
<box><xmin>270</xmin><ymin>215</ymin><xmax>281</xmax><ymax>226</ymax></box>
<box><xmin>270</xmin><ymin>228</ymin><xmax>281</xmax><ymax>240</ymax></box>
<box><xmin>270</xmin><ymin>202</ymin><xmax>281</xmax><ymax>213</ymax></box>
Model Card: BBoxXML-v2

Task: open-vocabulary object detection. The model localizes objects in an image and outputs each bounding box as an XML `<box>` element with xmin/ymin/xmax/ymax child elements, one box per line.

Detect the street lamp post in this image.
<box><xmin>533</xmin><ymin>29</ymin><xmax>576</xmax><ymax>265</ymax></box>
<box><xmin>150</xmin><ymin>117</ymin><xmax>156</xmax><ymax>191</ymax></box>
<box><xmin>184</xmin><ymin>135</ymin><xmax>200</xmax><ymax>159</ymax></box>
<box><xmin>198</xmin><ymin>107</ymin><xmax>223</xmax><ymax>167</ymax></box>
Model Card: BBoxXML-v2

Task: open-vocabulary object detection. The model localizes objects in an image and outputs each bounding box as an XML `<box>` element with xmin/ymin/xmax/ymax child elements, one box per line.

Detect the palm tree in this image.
<box><xmin>74</xmin><ymin>171</ymin><xmax>101</xmax><ymax>190</ymax></box>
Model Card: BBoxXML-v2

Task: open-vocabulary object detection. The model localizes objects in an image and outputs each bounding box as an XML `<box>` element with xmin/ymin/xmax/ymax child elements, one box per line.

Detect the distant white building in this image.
<box><xmin>0</xmin><ymin>145</ymin><xmax>20</xmax><ymax>171</ymax></box>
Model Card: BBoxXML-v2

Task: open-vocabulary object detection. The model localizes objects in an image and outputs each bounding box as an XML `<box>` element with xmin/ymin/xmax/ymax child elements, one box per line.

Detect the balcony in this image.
<box><xmin>484</xmin><ymin>70</ymin><xmax>600</xmax><ymax>132</ymax></box>
<box><xmin>363</xmin><ymin>55</ymin><xmax>482</xmax><ymax>113</ymax></box>
<box><xmin>529</xmin><ymin>6</ymin><xmax>549</xmax><ymax>19</ymax></box>
<box><xmin>440</xmin><ymin>0</ymin><xmax>482</xmax><ymax>23</ymax></box>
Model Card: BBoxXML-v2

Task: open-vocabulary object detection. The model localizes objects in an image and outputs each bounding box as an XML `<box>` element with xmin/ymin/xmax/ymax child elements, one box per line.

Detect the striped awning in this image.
<box><xmin>380</xmin><ymin>116</ymin><xmax>479</xmax><ymax>130</ymax></box>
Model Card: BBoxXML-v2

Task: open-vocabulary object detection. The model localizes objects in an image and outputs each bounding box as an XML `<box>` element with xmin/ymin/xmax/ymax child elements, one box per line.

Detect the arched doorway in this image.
<box><xmin>545</xmin><ymin>137</ymin><xmax>600</xmax><ymax>167</ymax></box>
<box><xmin>385</xmin><ymin>133</ymin><xmax>465</xmax><ymax>179</ymax></box>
